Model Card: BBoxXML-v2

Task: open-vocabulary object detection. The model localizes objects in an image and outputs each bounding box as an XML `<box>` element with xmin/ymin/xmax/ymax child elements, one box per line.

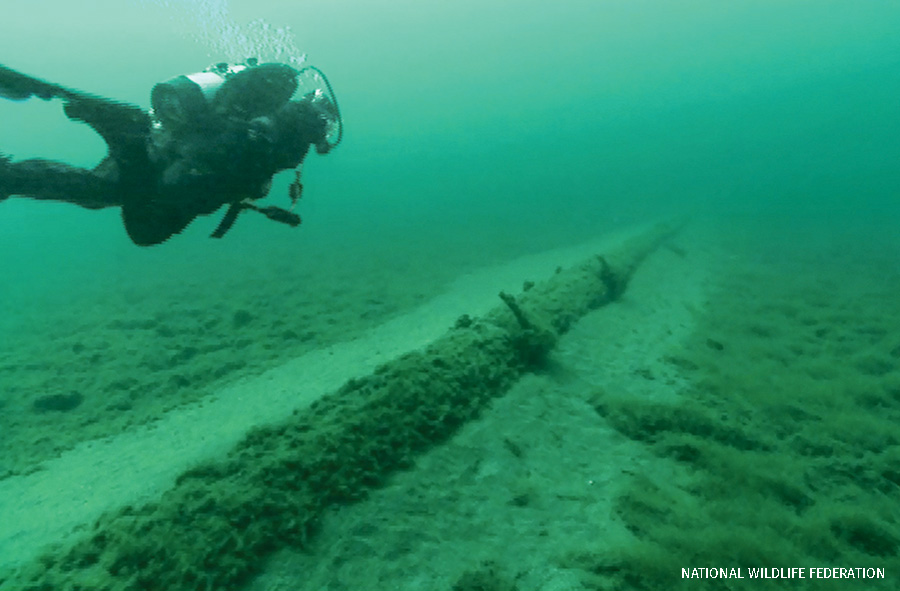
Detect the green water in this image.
<box><xmin>1</xmin><ymin>1</ymin><xmax>897</xmax><ymax>284</ymax></box>
<box><xmin>1</xmin><ymin>1</ymin><xmax>900</xmax><ymax>588</ymax></box>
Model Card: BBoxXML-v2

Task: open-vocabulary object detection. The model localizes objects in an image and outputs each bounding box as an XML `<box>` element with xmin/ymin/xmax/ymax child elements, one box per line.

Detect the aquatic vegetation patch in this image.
<box><xmin>451</xmin><ymin>561</ymin><xmax>519</xmax><ymax>591</ymax></box>
<box><xmin>578</xmin><ymin>242</ymin><xmax>900</xmax><ymax>590</ymax></box>
<box><xmin>0</xmin><ymin>251</ymin><xmax>451</xmax><ymax>478</ymax></box>
<box><xmin>31</xmin><ymin>391</ymin><xmax>84</xmax><ymax>413</ymax></box>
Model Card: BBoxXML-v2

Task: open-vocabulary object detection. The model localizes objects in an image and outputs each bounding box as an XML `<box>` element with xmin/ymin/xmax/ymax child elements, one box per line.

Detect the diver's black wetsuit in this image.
<box><xmin>0</xmin><ymin>62</ymin><xmax>339</xmax><ymax>245</ymax></box>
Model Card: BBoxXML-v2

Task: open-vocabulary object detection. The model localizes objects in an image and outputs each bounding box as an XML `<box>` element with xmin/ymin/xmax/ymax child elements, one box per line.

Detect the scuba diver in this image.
<box><xmin>0</xmin><ymin>58</ymin><xmax>342</xmax><ymax>245</ymax></box>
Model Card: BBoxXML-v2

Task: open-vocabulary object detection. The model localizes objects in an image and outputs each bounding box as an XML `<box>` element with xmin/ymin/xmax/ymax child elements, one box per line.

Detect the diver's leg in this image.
<box><xmin>0</xmin><ymin>157</ymin><xmax>121</xmax><ymax>209</ymax></box>
<box><xmin>0</xmin><ymin>153</ymin><xmax>10</xmax><ymax>200</ymax></box>
<box><xmin>63</xmin><ymin>96</ymin><xmax>152</xmax><ymax>169</ymax></box>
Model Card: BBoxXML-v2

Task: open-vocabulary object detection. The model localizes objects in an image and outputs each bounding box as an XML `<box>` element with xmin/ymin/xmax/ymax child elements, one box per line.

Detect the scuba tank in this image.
<box><xmin>150</xmin><ymin>59</ymin><xmax>299</xmax><ymax>132</ymax></box>
<box><xmin>150</xmin><ymin>59</ymin><xmax>342</xmax><ymax>151</ymax></box>
<box><xmin>150</xmin><ymin>61</ymin><xmax>248</xmax><ymax>132</ymax></box>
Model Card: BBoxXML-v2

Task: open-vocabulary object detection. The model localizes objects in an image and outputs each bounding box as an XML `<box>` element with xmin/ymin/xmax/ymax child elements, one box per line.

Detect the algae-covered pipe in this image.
<box><xmin>2</xmin><ymin>223</ymin><xmax>677</xmax><ymax>591</ymax></box>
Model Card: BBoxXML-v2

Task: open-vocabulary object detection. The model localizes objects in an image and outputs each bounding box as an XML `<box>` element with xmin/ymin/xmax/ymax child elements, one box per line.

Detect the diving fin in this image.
<box><xmin>0</xmin><ymin>63</ymin><xmax>79</xmax><ymax>102</ymax></box>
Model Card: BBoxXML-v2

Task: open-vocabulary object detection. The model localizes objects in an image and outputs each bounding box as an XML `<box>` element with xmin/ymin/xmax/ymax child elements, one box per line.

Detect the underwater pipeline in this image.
<box><xmin>0</xmin><ymin>222</ymin><xmax>678</xmax><ymax>591</ymax></box>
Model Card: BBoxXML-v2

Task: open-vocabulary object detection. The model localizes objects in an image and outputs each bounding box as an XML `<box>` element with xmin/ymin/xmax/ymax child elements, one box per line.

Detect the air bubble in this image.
<box><xmin>139</xmin><ymin>0</ymin><xmax>306</xmax><ymax>66</ymax></box>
